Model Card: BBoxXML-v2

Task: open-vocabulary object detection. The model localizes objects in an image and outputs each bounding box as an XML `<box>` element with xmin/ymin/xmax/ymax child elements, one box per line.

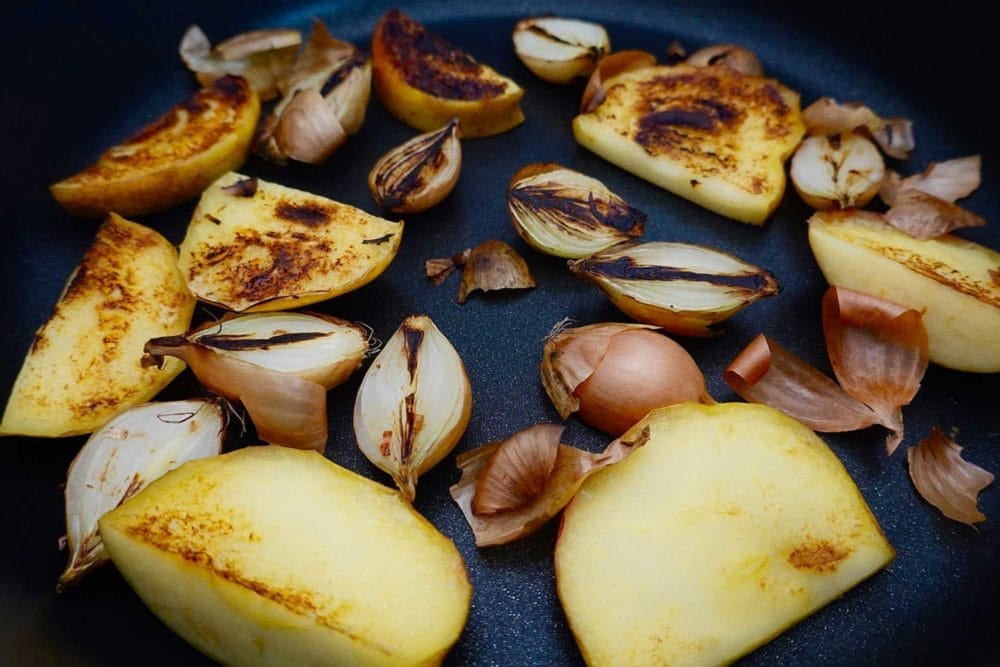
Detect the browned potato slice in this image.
<box><xmin>808</xmin><ymin>210</ymin><xmax>1000</xmax><ymax>372</ymax></box>
<box><xmin>50</xmin><ymin>76</ymin><xmax>260</xmax><ymax>218</ymax></box>
<box><xmin>573</xmin><ymin>64</ymin><xmax>804</xmax><ymax>225</ymax></box>
<box><xmin>99</xmin><ymin>446</ymin><xmax>472</xmax><ymax>665</ymax></box>
<box><xmin>556</xmin><ymin>402</ymin><xmax>894</xmax><ymax>666</ymax></box>
<box><xmin>0</xmin><ymin>215</ymin><xmax>194</xmax><ymax>437</ymax></box>
<box><xmin>372</xmin><ymin>9</ymin><xmax>524</xmax><ymax>137</ymax></box>
<box><xmin>178</xmin><ymin>172</ymin><xmax>404</xmax><ymax>312</ymax></box>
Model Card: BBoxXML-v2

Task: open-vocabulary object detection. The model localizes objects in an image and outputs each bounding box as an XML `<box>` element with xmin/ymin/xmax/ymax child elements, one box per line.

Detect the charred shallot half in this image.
<box><xmin>144</xmin><ymin>312</ymin><xmax>371</xmax><ymax>452</ymax></box>
<box><xmin>568</xmin><ymin>241</ymin><xmax>779</xmax><ymax>337</ymax></box>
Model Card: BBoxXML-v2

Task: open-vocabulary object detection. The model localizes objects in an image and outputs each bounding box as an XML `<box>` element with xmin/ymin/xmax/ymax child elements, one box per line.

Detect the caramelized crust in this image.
<box><xmin>0</xmin><ymin>215</ymin><xmax>194</xmax><ymax>437</ymax></box>
<box><xmin>179</xmin><ymin>173</ymin><xmax>403</xmax><ymax>312</ymax></box>
<box><xmin>371</xmin><ymin>9</ymin><xmax>524</xmax><ymax>136</ymax></box>
<box><xmin>594</xmin><ymin>65</ymin><xmax>797</xmax><ymax>197</ymax></box>
<box><xmin>50</xmin><ymin>76</ymin><xmax>260</xmax><ymax>218</ymax></box>
<box><xmin>376</xmin><ymin>9</ymin><xmax>507</xmax><ymax>100</ymax></box>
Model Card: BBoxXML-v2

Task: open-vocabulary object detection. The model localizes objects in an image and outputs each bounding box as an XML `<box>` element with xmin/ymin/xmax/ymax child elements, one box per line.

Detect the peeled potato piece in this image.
<box><xmin>178</xmin><ymin>172</ymin><xmax>403</xmax><ymax>312</ymax></box>
<box><xmin>50</xmin><ymin>76</ymin><xmax>260</xmax><ymax>219</ymax></box>
<box><xmin>808</xmin><ymin>209</ymin><xmax>1000</xmax><ymax>373</ymax></box>
<box><xmin>100</xmin><ymin>446</ymin><xmax>471</xmax><ymax>666</ymax></box>
<box><xmin>1</xmin><ymin>215</ymin><xmax>194</xmax><ymax>437</ymax></box>
<box><xmin>372</xmin><ymin>9</ymin><xmax>524</xmax><ymax>137</ymax></box>
<box><xmin>573</xmin><ymin>64</ymin><xmax>804</xmax><ymax>225</ymax></box>
<box><xmin>556</xmin><ymin>402</ymin><xmax>893</xmax><ymax>666</ymax></box>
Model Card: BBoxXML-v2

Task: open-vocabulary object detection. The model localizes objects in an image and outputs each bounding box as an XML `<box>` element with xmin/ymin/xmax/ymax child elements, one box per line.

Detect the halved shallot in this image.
<box><xmin>60</xmin><ymin>399</ymin><xmax>224</xmax><ymax>589</ymax></box>
<box><xmin>144</xmin><ymin>312</ymin><xmax>370</xmax><ymax>451</ymax></box>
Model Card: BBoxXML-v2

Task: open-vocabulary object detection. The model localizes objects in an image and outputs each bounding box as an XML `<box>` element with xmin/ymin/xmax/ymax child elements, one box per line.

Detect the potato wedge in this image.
<box><xmin>178</xmin><ymin>172</ymin><xmax>403</xmax><ymax>312</ymax></box>
<box><xmin>573</xmin><ymin>64</ymin><xmax>804</xmax><ymax>225</ymax></box>
<box><xmin>808</xmin><ymin>210</ymin><xmax>1000</xmax><ymax>372</ymax></box>
<box><xmin>0</xmin><ymin>215</ymin><xmax>194</xmax><ymax>437</ymax></box>
<box><xmin>99</xmin><ymin>445</ymin><xmax>472</xmax><ymax>666</ymax></box>
<box><xmin>556</xmin><ymin>402</ymin><xmax>893</xmax><ymax>666</ymax></box>
<box><xmin>372</xmin><ymin>9</ymin><xmax>524</xmax><ymax>137</ymax></box>
<box><xmin>50</xmin><ymin>76</ymin><xmax>260</xmax><ymax>219</ymax></box>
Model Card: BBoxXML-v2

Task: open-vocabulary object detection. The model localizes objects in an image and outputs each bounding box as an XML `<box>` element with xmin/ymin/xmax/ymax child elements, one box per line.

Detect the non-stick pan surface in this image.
<box><xmin>2</xmin><ymin>2</ymin><xmax>998</xmax><ymax>665</ymax></box>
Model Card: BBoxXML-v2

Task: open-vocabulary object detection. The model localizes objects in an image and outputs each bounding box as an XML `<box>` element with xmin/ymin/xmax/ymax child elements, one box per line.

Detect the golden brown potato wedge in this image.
<box><xmin>50</xmin><ymin>76</ymin><xmax>260</xmax><ymax>218</ymax></box>
<box><xmin>808</xmin><ymin>210</ymin><xmax>1000</xmax><ymax>372</ymax></box>
<box><xmin>0</xmin><ymin>215</ymin><xmax>194</xmax><ymax>437</ymax></box>
<box><xmin>99</xmin><ymin>446</ymin><xmax>472</xmax><ymax>666</ymax></box>
<box><xmin>573</xmin><ymin>64</ymin><xmax>804</xmax><ymax>225</ymax></box>
<box><xmin>178</xmin><ymin>172</ymin><xmax>403</xmax><ymax>312</ymax></box>
<box><xmin>372</xmin><ymin>8</ymin><xmax>524</xmax><ymax>137</ymax></box>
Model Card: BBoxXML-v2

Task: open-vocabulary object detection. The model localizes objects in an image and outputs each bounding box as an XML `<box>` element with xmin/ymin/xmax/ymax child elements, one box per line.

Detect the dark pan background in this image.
<box><xmin>3</xmin><ymin>2</ymin><xmax>998</xmax><ymax>665</ymax></box>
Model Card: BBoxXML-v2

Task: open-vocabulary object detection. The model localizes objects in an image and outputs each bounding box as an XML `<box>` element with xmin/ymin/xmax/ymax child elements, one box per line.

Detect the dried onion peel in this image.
<box><xmin>908</xmin><ymin>428</ymin><xmax>994</xmax><ymax>525</ymax></box>
<box><xmin>725</xmin><ymin>286</ymin><xmax>928</xmax><ymax>454</ymax></box>
<box><xmin>427</xmin><ymin>240</ymin><xmax>536</xmax><ymax>304</ymax></box>
<box><xmin>179</xmin><ymin>25</ymin><xmax>302</xmax><ymax>101</ymax></box>
<box><xmin>60</xmin><ymin>399</ymin><xmax>224</xmax><ymax>589</ymax></box>
<box><xmin>801</xmin><ymin>97</ymin><xmax>914</xmax><ymax>159</ymax></box>
<box><xmin>879</xmin><ymin>155</ymin><xmax>985</xmax><ymax>239</ymax></box>
<box><xmin>257</xmin><ymin>19</ymin><xmax>371</xmax><ymax>164</ymax></box>
<box><xmin>450</xmin><ymin>423</ymin><xmax>649</xmax><ymax>546</ymax></box>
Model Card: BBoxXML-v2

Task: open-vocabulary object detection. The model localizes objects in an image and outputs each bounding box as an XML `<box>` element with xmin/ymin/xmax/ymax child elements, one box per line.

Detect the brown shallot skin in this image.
<box><xmin>908</xmin><ymin>428</ymin><xmax>994</xmax><ymax>525</ymax></box>
<box><xmin>575</xmin><ymin>329</ymin><xmax>712</xmax><ymax>436</ymax></box>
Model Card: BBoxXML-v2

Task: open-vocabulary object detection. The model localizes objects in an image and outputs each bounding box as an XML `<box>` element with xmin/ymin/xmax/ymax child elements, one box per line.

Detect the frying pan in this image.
<box><xmin>3</xmin><ymin>1</ymin><xmax>998</xmax><ymax>664</ymax></box>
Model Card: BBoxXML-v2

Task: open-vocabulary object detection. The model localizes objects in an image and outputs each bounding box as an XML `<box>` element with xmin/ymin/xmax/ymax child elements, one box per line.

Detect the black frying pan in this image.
<box><xmin>3</xmin><ymin>1</ymin><xmax>998</xmax><ymax>665</ymax></box>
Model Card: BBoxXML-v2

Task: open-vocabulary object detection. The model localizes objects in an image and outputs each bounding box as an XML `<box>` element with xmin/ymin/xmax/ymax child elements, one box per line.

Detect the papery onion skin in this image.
<box><xmin>880</xmin><ymin>155</ymin><xmax>981</xmax><ymax>207</ymax></box>
<box><xmin>883</xmin><ymin>190</ymin><xmax>987</xmax><ymax>240</ymax></box>
<box><xmin>457</xmin><ymin>240</ymin><xmax>536</xmax><ymax>304</ymax></box>
<box><xmin>574</xmin><ymin>329</ymin><xmax>713</xmax><ymax>436</ymax></box>
<box><xmin>822</xmin><ymin>286</ymin><xmax>928</xmax><ymax>454</ymax></box>
<box><xmin>724</xmin><ymin>334</ymin><xmax>880</xmax><ymax>433</ymax></box>
<box><xmin>685</xmin><ymin>44</ymin><xmax>763</xmax><ymax>76</ymax></box>
<box><xmin>908</xmin><ymin>428</ymin><xmax>994</xmax><ymax>525</ymax></box>
<box><xmin>471</xmin><ymin>423</ymin><xmax>562</xmax><ymax>515</ymax></box>
<box><xmin>451</xmin><ymin>425</ymin><xmax>649</xmax><ymax>546</ymax></box>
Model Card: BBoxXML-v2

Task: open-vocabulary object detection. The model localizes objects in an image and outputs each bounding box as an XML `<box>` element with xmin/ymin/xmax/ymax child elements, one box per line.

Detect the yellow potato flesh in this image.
<box><xmin>573</xmin><ymin>64</ymin><xmax>804</xmax><ymax>225</ymax></box>
<box><xmin>556</xmin><ymin>402</ymin><xmax>893</xmax><ymax>667</ymax></box>
<box><xmin>99</xmin><ymin>445</ymin><xmax>471</xmax><ymax>666</ymax></box>
<box><xmin>372</xmin><ymin>9</ymin><xmax>524</xmax><ymax>137</ymax></box>
<box><xmin>50</xmin><ymin>76</ymin><xmax>260</xmax><ymax>219</ymax></box>
<box><xmin>0</xmin><ymin>215</ymin><xmax>193</xmax><ymax>437</ymax></box>
<box><xmin>808</xmin><ymin>210</ymin><xmax>1000</xmax><ymax>372</ymax></box>
<box><xmin>178</xmin><ymin>172</ymin><xmax>403</xmax><ymax>312</ymax></box>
